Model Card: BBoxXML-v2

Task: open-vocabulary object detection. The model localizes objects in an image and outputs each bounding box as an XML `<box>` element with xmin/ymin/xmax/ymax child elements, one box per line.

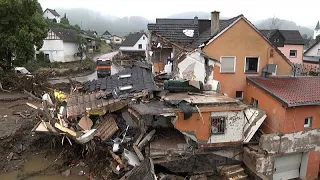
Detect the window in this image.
<box><xmin>211</xmin><ymin>116</ymin><xmax>226</xmax><ymax>134</ymax></box>
<box><xmin>252</xmin><ymin>98</ymin><xmax>258</xmax><ymax>108</ymax></box>
<box><xmin>143</xmin><ymin>37</ymin><xmax>145</xmax><ymax>40</ymax></box>
<box><xmin>269</xmin><ymin>49</ymin><xmax>274</xmax><ymax>58</ymax></box>
<box><xmin>220</xmin><ymin>57</ymin><xmax>236</xmax><ymax>73</ymax></box>
<box><xmin>45</xmin><ymin>54</ymin><xmax>49</xmax><ymax>59</ymax></box>
<box><xmin>289</xmin><ymin>50</ymin><xmax>297</xmax><ymax>57</ymax></box>
<box><xmin>245</xmin><ymin>57</ymin><xmax>259</xmax><ymax>73</ymax></box>
<box><xmin>138</xmin><ymin>44</ymin><xmax>142</xmax><ymax>49</ymax></box>
<box><xmin>304</xmin><ymin>117</ymin><xmax>312</xmax><ymax>128</ymax></box>
<box><xmin>236</xmin><ymin>91</ymin><xmax>243</xmax><ymax>99</ymax></box>
<box><xmin>317</xmin><ymin>49</ymin><xmax>320</xmax><ymax>55</ymax></box>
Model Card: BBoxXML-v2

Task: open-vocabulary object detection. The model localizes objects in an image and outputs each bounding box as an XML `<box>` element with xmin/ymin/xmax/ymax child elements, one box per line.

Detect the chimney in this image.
<box><xmin>194</xmin><ymin>16</ymin><xmax>198</xmax><ymax>25</ymax></box>
<box><xmin>211</xmin><ymin>11</ymin><xmax>220</xmax><ymax>36</ymax></box>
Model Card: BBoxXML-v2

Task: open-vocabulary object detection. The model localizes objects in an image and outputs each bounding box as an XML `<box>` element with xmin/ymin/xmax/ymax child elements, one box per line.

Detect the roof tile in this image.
<box><xmin>247</xmin><ymin>77</ymin><xmax>320</xmax><ymax>107</ymax></box>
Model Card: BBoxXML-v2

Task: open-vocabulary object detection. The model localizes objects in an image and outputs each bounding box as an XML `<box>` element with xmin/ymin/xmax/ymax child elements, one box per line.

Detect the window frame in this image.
<box><xmin>304</xmin><ymin>117</ymin><xmax>312</xmax><ymax>128</ymax></box>
<box><xmin>220</xmin><ymin>56</ymin><xmax>236</xmax><ymax>73</ymax></box>
<box><xmin>317</xmin><ymin>49</ymin><xmax>320</xmax><ymax>55</ymax></box>
<box><xmin>289</xmin><ymin>50</ymin><xmax>297</xmax><ymax>57</ymax></box>
<box><xmin>210</xmin><ymin>115</ymin><xmax>227</xmax><ymax>135</ymax></box>
<box><xmin>236</xmin><ymin>91</ymin><xmax>244</xmax><ymax>99</ymax></box>
<box><xmin>252</xmin><ymin>98</ymin><xmax>258</xmax><ymax>108</ymax></box>
<box><xmin>244</xmin><ymin>56</ymin><xmax>260</xmax><ymax>73</ymax></box>
<box><xmin>138</xmin><ymin>44</ymin><xmax>143</xmax><ymax>49</ymax></box>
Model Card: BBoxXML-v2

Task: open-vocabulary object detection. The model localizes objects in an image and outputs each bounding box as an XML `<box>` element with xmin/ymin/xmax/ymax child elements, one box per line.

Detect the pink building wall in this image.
<box><xmin>278</xmin><ymin>44</ymin><xmax>304</xmax><ymax>64</ymax></box>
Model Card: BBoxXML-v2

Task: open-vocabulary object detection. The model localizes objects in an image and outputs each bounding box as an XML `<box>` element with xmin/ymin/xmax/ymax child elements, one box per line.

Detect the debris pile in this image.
<box><xmin>29</xmin><ymin>62</ymin><xmax>265</xmax><ymax>179</ymax></box>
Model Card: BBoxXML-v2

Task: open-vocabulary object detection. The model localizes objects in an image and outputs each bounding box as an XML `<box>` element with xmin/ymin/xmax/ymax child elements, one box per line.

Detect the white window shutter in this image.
<box><xmin>221</xmin><ymin>57</ymin><xmax>235</xmax><ymax>72</ymax></box>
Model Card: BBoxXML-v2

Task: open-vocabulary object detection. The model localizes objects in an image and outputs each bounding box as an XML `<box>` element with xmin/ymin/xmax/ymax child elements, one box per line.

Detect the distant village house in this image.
<box><xmin>36</xmin><ymin>28</ymin><xmax>84</xmax><ymax>62</ymax></box>
<box><xmin>43</xmin><ymin>8</ymin><xmax>61</xmax><ymax>23</ymax></box>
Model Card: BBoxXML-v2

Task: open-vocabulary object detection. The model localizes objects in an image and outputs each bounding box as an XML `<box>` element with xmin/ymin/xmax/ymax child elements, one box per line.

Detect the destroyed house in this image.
<box><xmin>128</xmin><ymin>84</ymin><xmax>267</xmax><ymax>171</ymax></box>
<box><xmin>67</xmin><ymin>64</ymin><xmax>158</xmax><ymax>118</ymax></box>
<box><xmin>147</xmin><ymin>14</ymin><xmax>242</xmax><ymax>72</ymax></box>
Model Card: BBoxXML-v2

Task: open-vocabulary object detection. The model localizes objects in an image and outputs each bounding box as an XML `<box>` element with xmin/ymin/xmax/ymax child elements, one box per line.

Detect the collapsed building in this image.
<box><xmin>31</xmin><ymin>61</ymin><xmax>272</xmax><ymax>179</ymax></box>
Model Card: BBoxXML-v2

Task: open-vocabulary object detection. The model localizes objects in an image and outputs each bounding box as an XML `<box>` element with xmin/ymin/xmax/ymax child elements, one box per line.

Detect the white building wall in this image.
<box><xmin>178</xmin><ymin>51</ymin><xmax>206</xmax><ymax>81</ymax></box>
<box><xmin>207</xmin><ymin>111</ymin><xmax>245</xmax><ymax>143</ymax></box>
<box><xmin>304</xmin><ymin>42</ymin><xmax>320</xmax><ymax>56</ymax></box>
<box><xmin>314</xmin><ymin>29</ymin><xmax>320</xmax><ymax>39</ymax></box>
<box><xmin>119</xmin><ymin>35</ymin><xmax>148</xmax><ymax>51</ymax></box>
<box><xmin>63</xmin><ymin>42</ymin><xmax>79</xmax><ymax>62</ymax></box>
<box><xmin>38</xmin><ymin>39</ymin><xmax>64</xmax><ymax>62</ymax></box>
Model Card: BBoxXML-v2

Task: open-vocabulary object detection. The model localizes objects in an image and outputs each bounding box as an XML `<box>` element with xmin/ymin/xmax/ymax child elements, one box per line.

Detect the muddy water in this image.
<box><xmin>0</xmin><ymin>152</ymin><xmax>88</xmax><ymax>180</ymax></box>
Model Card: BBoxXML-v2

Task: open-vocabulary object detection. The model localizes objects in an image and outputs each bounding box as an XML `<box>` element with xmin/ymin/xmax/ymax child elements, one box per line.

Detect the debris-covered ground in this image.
<box><xmin>0</xmin><ymin>63</ymin><xmax>260</xmax><ymax>180</ymax></box>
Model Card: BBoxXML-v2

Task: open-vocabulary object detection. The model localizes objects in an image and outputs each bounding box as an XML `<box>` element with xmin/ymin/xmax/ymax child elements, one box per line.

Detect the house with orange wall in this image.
<box><xmin>196</xmin><ymin>12</ymin><xmax>293</xmax><ymax>99</ymax></box>
<box><xmin>244</xmin><ymin>76</ymin><xmax>320</xmax><ymax>180</ymax></box>
<box><xmin>260</xmin><ymin>30</ymin><xmax>305</xmax><ymax>64</ymax></box>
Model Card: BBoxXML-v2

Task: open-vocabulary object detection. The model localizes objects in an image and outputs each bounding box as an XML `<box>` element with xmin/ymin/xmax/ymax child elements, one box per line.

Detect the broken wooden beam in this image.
<box><xmin>133</xmin><ymin>145</ymin><xmax>145</xmax><ymax>161</ymax></box>
<box><xmin>138</xmin><ymin>129</ymin><xmax>156</xmax><ymax>149</ymax></box>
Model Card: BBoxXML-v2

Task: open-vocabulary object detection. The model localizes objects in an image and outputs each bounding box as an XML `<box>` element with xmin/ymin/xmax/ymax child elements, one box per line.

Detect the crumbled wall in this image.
<box><xmin>260</xmin><ymin>129</ymin><xmax>320</xmax><ymax>154</ymax></box>
<box><xmin>207</xmin><ymin>111</ymin><xmax>244</xmax><ymax>143</ymax></box>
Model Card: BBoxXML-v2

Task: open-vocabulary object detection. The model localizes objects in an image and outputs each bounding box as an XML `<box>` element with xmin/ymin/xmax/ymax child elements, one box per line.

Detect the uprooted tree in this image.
<box><xmin>0</xmin><ymin>0</ymin><xmax>47</xmax><ymax>71</ymax></box>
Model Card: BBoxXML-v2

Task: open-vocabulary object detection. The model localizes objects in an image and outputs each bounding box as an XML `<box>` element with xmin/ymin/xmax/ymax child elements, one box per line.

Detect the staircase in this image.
<box><xmin>217</xmin><ymin>165</ymin><xmax>249</xmax><ymax>180</ymax></box>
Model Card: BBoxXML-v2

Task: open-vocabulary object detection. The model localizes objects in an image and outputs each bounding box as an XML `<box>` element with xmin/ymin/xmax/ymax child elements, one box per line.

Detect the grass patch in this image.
<box><xmin>24</xmin><ymin>57</ymin><xmax>96</xmax><ymax>77</ymax></box>
<box><xmin>99</xmin><ymin>43</ymin><xmax>112</xmax><ymax>53</ymax></box>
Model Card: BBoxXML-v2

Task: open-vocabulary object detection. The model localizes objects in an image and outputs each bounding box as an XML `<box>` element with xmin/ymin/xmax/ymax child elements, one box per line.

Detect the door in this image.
<box><xmin>273</xmin><ymin>153</ymin><xmax>302</xmax><ymax>180</ymax></box>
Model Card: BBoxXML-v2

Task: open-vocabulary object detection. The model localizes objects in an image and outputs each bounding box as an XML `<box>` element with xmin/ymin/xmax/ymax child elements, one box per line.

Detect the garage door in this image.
<box><xmin>273</xmin><ymin>153</ymin><xmax>302</xmax><ymax>180</ymax></box>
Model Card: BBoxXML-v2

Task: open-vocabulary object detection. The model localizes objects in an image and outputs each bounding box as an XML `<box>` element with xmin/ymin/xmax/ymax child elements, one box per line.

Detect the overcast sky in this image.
<box><xmin>39</xmin><ymin>0</ymin><xmax>319</xmax><ymax>28</ymax></box>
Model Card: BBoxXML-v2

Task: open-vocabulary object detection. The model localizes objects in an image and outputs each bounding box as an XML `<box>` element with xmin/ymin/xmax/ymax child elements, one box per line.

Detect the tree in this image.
<box><xmin>76</xmin><ymin>35</ymin><xmax>86</xmax><ymax>61</ymax></box>
<box><xmin>266</xmin><ymin>16</ymin><xmax>282</xmax><ymax>38</ymax></box>
<box><xmin>60</xmin><ymin>17</ymin><xmax>70</xmax><ymax>25</ymax></box>
<box><xmin>0</xmin><ymin>0</ymin><xmax>47</xmax><ymax>71</ymax></box>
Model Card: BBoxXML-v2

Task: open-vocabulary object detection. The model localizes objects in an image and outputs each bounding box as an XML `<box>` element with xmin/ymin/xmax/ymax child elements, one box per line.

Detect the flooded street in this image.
<box><xmin>48</xmin><ymin>51</ymin><xmax>121</xmax><ymax>84</ymax></box>
<box><xmin>0</xmin><ymin>152</ymin><xmax>88</xmax><ymax>180</ymax></box>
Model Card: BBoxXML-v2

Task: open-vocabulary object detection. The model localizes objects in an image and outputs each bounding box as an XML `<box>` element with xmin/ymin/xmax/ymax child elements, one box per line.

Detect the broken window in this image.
<box><xmin>220</xmin><ymin>57</ymin><xmax>236</xmax><ymax>73</ymax></box>
<box><xmin>245</xmin><ymin>57</ymin><xmax>259</xmax><ymax>73</ymax></box>
<box><xmin>289</xmin><ymin>50</ymin><xmax>297</xmax><ymax>57</ymax></box>
<box><xmin>138</xmin><ymin>44</ymin><xmax>142</xmax><ymax>49</ymax></box>
<box><xmin>252</xmin><ymin>98</ymin><xmax>258</xmax><ymax>108</ymax></box>
<box><xmin>236</xmin><ymin>91</ymin><xmax>243</xmax><ymax>99</ymax></box>
<box><xmin>304</xmin><ymin>117</ymin><xmax>312</xmax><ymax>128</ymax></box>
<box><xmin>211</xmin><ymin>116</ymin><xmax>226</xmax><ymax>134</ymax></box>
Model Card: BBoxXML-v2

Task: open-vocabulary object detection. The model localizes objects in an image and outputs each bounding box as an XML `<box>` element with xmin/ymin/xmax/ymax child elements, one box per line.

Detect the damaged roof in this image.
<box><xmin>189</xmin><ymin>15</ymin><xmax>243</xmax><ymax>49</ymax></box>
<box><xmin>148</xmin><ymin>16</ymin><xmax>242</xmax><ymax>47</ymax></box>
<box><xmin>259</xmin><ymin>29</ymin><xmax>305</xmax><ymax>45</ymax></box>
<box><xmin>247</xmin><ymin>76</ymin><xmax>320</xmax><ymax>107</ymax></box>
<box><xmin>83</xmin><ymin>63</ymin><xmax>158</xmax><ymax>92</ymax></box>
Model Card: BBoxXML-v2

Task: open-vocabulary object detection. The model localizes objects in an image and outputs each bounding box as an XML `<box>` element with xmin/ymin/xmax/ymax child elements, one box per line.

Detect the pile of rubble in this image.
<box><xmin>30</xmin><ymin>62</ymin><xmax>265</xmax><ymax>179</ymax></box>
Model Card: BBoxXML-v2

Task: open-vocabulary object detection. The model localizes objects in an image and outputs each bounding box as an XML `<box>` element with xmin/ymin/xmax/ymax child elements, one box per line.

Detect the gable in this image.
<box><xmin>269</xmin><ymin>30</ymin><xmax>285</xmax><ymax>47</ymax></box>
<box><xmin>304</xmin><ymin>41</ymin><xmax>320</xmax><ymax>56</ymax></box>
<box><xmin>45</xmin><ymin>29</ymin><xmax>61</xmax><ymax>40</ymax></box>
<box><xmin>203</xmin><ymin>18</ymin><xmax>292</xmax><ymax>75</ymax></box>
<box><xmin>204</xmin><ymin>18</ymin><xmax>292</xmax><ymax>68</ymax></box>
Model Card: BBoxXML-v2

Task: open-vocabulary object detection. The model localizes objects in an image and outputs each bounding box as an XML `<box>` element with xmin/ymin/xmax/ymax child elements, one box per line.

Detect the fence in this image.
<box><xmin>293</xmin><ymin>63</ymin><xmax>320</xmax><ymax>76</ymax></box>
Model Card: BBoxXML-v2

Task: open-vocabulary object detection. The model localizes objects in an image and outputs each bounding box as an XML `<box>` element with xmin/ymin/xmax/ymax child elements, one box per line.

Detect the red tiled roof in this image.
<box><xmin>247</xmin><ymin>76</ymin><xmax>320</xmax><ymax>107</ymax></box>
